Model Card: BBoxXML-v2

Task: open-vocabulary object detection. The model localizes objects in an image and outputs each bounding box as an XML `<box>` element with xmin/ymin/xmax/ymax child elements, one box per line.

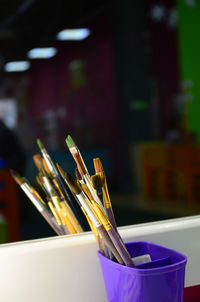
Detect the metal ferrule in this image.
<box><xmin>21</xmin><ymin>183</ymin><xmax>43</xmax><ymax>212</ymax></box>
<box><xmin>103</xmin><ymin>186</ymin><xmax>111</xmax><ymax>209</ymax></box>
<box><xmin>42</xmin><ymin>149</ymin><xmax>58</xmax><ymax>177</ymax></box>
<box><xmin>83</xmin><ymin>174</ymin><xmax>105</xmax><ymax>212</ymax></box>
<box><xmin>77</xmin><ymin>193</ymin><xmax>101</xmax><ymax>228</ymax></box>
<box><xmin>43</xmin><ymin>176</ymin><xmax>55</xmax><ymax>196</ymax></box>
<box><xmin>70</xmin><ymin>146</ymin><xmax>88</xmax><ymax>174</ymax></box>
<box><xmin>93</xmin><ymin>202</ymin><xmax>112</xmax><ymax>231</ymax></box>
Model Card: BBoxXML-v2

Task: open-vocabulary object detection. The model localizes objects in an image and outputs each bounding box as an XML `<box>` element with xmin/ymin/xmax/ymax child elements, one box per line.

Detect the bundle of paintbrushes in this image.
<box><xmin>62</xmin><ymin>135</ymin><xmax>134</xmax><ymax>267</ymax></box>
<box><xmin>11</xmin><ymin>135</ymin><xmax>134</xmax><ymax>267</ymax></box>
<box><xmin>11</xmin><ymin>138</ymin><xmax>84</xmax><ymax>236</ymax></box>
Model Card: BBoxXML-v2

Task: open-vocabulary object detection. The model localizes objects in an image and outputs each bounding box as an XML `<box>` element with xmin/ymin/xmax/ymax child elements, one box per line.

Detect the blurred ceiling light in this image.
<box><xmin>27</xmin><ymin>47</ymin><xmax>57</xmax><ymax>59</ymax></box>
<box><xmin>56</xmin><ymin>28</ymin><xmax>91</xmax><ymax>41</ymax></box>
<box><xmin>4</xmin><ymin>61</ymin><xmax>30</xmax><ymax>72</ymax></box>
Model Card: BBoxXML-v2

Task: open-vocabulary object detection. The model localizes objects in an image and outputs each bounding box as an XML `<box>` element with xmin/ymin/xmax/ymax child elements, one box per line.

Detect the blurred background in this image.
<box><xmin>0</xmin><ymin>0</ymin><xmax>199</xmax><ymax>243</ymax></box>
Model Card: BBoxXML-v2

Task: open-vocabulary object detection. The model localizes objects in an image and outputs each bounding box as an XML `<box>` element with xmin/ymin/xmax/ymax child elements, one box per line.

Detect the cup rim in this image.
<box><xmin>97</xmin><ymin>241</ymin><xmax>187</xmax><ymax>276</ymax></box>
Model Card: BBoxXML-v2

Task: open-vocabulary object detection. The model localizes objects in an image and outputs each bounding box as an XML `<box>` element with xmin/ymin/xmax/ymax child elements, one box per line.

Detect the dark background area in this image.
<box><xmin>0</xmin><ymin>0</ymin><xmax>199</xmax><ymax>243</ymax></box>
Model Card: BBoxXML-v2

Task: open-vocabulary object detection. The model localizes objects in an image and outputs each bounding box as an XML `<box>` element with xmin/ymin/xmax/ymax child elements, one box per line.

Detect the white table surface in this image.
<box><xmin>0</xmin><ymin>215</ymin><xmax>200</xmax><ymax>302</ymax></box>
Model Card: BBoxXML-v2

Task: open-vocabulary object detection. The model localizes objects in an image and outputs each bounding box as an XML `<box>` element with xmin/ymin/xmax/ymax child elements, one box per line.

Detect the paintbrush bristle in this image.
<box><xmin>93</xmin><ymin>158</ymin><xmax>104</xmax><ymax>174</ymax></box>
<box><xmin>65</xmin><ymin>173</ymin><xmax>82</xmax><ymax>195</ymax></box>
<box><xmin>65</xmin><ymin>135</ymin><xmax>76</xmax><ymax>148</ymax></box>
<box><xmin>91</xmin><ymin>174</ymin><xmax>102</xmax><ymax>190</ymax></box>
<box><xmin>36</xmin><ymin>175</ymin><xmax>43</xmax><ymax>187</ymax></box>
<box><xmin>75</xmin><ymin>167</ymin><xmax>82</xmax><ymax>180</ymax></box>
<box><xmin>33</xmin><ymin>153</ymin><xmax>43</xmax><ymax>171</ymax></box>
<box><xmin>42</xmin><ymin>158</ymin><xmax>51</xmax><ymax>174</ymax></box>
<box><xmin>73</xmin><ymin>153</ymin><xmax>87</xmax><ymax>177</ymax></box>
<box><xmin>37</xmin><ymin>138</ymin><xmax>44</xmax><ymax>150</ymax></box>
<box><xmin>10</xmin><ymin>169</ymin><xmax>24</xmax><ymax>186</ymax></box>
<box><xmin>56</xmin><ymin>163</ymin><xmax>66</xmax><ymax>179</ymax></box>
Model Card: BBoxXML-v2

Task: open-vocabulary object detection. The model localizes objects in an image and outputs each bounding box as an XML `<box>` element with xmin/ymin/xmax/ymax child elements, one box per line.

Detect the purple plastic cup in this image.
<box><xmin>98</xmin><ymin>241</ymin><xmax>187</xmax><ymax>302</ymax></box>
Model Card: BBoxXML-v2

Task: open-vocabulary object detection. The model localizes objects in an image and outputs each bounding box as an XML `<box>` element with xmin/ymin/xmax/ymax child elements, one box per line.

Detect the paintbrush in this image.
<box><xmin>75</xmin><ymin>167</ymin><xmax>93</xmax><ymax>201</ymax></box>
<box><xmin>42</xmin><ymin>170</ymin><xmax>83</xmax><ymax>234</ymax></box>
<box><xmin>90</xmin><ymin>173</ymin><xmax>113</xmax><ymax>258</ymax></box>
<box><xmin>36</xmin><ymin>168</ymin><xmax>69</xmax><ymax>234</ymax></box>
<box><xmin>91</xmin><ymin>199</ymin><xmax>134</xmax><ymax>267</ymax></box>
<box><xmin>33</xmin><ymin>153</ymin><xmax>43</xmax><ymax>171</ymax></box>
<box><xmin>34</xmin><ymin>156</ymin><xmax>64</xmax><ymax>210</ymax></box>
<box><xmin>59</xmin><ymin>165</ymin><xmax>105</xmax><ymax>253</ymax></box>
<box><xmin>42</xmin><ymin>175</ymin><xmax>77</xmax><ymax>234</ymax></box>
<box><xmin>28</xmin><ymin>161</ymin><xmax>70</xmax><ymax>235</ymax></box>
<box><xmin>65</xmin><ymin>172</ymin><xmax>125</xmax><ymax>265</ymax></box>
<box><xmin>18</xmin><ymin>176</ymin><xmax>67</xmax><ymax>235</ymax></box>
<box><xmin>69</xmin><ymin>166</ymin><xmax>133</xmax><ymax>265</ymax></box>
<box><xmin>10</xmin><ymin>169</ymin><xmax>63</xmax><ymax>236</ymax></box>
<box><xmin>65</xmin><ymin>135</ymin><xmax>89</xmax><ymax>176</ymax></box>
<box><xmin>93</xmin><ymin>158</ymin><xmax>117</xmax><ymax>230</ymax></box>
<box><xmin>83</xmin><ymin>206</ymin><xmax>104</xmax><ymax>254</ymax></box>
<box><xmin>40</xmin><ymin>176</ymin><xmax>72</xmax><ymax>234</ymax></box>
<box><xmin>47</xmin><ymin>200</ymin><xmax>69</xmax><ymax>235</ymax></box>
<box><xmin>93</xmin><ymin>159</ymin><xmax>135</xmax><ymax>265</ymax></box>
<box><xmin>75</xmin><ymin>167</ymin><xmax>83</xmax><ymax>184</ymax></box>
<box><xmin>37</xmin><ymin>138</ymin><xmax>82</xmax><ymax>225</ymax></box>
<box><xmin>74</xmin><ymin>166</ymin><xmax>108</xmax><ymax>255</ymax></box>
<box><xmin>76</xmin><ymin>169</ymin><xmax>113</xmax><ymax>258</ymax></box>
<box><xmin>36</xmin><ymin>174</ymin><xmax>50</xmax><ymax>199</ymax></box>
<box><xmin>34</xmin><ymin>155</ymin><xmax>64</xmax><ymax>203</ymax></box>
<box><xmin>91</xmin><ymin>174</ymin><xmax>104</xmax><ymax>204</ymax></box>
<box><xmin>65</xmin><ymin>135</ymin><xmax>104</xmax><ymax>211</ymax></box>
<box><xmin>36</xmin><ymin>174</ymin><xmax>69</xmax><ymax>235</ymax></box>
<box><xmin>35</xmin><ymin>162</ymin><xmax>67</xmax><ymax>227</ymax></box>
<box><xmin>36</xmin><ymin>139</ymin><xmax>58</xmax><ymax>178</ymax></box>
<box><xmin>76</xmin><ymin>169</ymin><xmax>94</xmax><ymax>203</ymax></box>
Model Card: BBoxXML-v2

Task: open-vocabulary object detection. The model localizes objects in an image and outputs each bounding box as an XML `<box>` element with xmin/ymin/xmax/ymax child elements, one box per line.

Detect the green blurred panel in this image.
<box><xmin>177</xmin><ymin>1</ymin><xmax>200</xmax><ymax>139</ymax></box>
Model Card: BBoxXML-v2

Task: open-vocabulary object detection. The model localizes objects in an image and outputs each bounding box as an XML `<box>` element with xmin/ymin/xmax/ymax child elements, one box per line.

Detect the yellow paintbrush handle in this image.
<box><xmin>61</xmin><ymin>201</ymin><xmax>83</xmax><ymax>233</ymax></box>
